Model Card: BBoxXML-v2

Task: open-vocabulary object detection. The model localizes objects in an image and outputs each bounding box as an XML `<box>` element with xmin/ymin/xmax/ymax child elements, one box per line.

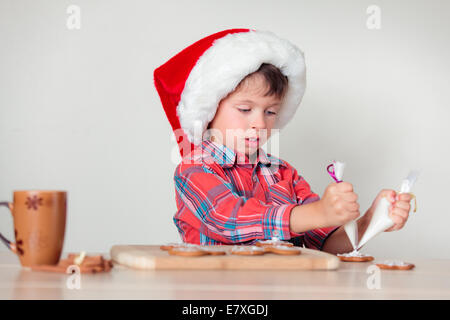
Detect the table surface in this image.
<box><xmin>1</xmin><ymin>251</ymin><xmax>450</xmax><ymax>299</ymax></box>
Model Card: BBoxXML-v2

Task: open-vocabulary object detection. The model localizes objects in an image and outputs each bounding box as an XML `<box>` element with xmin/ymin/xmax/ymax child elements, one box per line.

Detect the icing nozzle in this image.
<box><xmin>344</xmin><ymin>220</ymin><xmax>358</xmax><ymax>250</ymax></box>
<box><xmin>333</xmin><ymin>161</ymin><xmax>346</xmax><ymax>182</ymax></box>
<box><xmin>400</xmin><ymin>170</ymin><xmax>420</xmax><ymax>193</ymax></box>
<box><xmin>327</xmin><ymin>160</ymin><xmax>346</xmax><ymax>183</ymax></box>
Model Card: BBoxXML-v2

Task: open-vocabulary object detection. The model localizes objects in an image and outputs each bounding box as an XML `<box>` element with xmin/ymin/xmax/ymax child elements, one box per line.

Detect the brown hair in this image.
<box><xmin>236</xmin><ymin>63</ymin><xmax>289</xmax><ymax>99</ymax></box>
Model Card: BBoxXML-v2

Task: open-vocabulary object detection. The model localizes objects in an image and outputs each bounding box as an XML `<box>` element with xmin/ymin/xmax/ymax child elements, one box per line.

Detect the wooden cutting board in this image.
<box><xmin>110</xmin><ymin>245</ymin><xmax>340</xmax><ymax>271</ymax></box>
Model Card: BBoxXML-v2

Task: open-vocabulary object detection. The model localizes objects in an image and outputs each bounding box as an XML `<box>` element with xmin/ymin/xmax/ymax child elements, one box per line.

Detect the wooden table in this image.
<box><xmin>1</xmin><ymin>251</ymin><xmax>449</xmax><ymax>299</ymax></box>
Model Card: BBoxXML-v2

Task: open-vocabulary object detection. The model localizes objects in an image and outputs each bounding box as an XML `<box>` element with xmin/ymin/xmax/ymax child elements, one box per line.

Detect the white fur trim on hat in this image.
<box><xmin>177</xmin><ymin>30</ymin><xmax>306</xmax><ymax>145</ymax></box>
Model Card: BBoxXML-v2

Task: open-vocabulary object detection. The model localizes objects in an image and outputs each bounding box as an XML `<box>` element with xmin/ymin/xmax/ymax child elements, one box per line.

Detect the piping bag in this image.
<box><xmin>357</xmin><ymin>170</ymin><xmax>419</xmax><ymax>250</ymax></box>
<box><xmin>327</xmin><ymin>161</ymin><xmax>359</xmax><ymax>250</ymax></box>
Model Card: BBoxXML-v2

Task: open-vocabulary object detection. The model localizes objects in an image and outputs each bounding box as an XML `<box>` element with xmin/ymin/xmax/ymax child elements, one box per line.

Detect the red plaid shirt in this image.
<box><xmin>173</xmin><ymin>140</ymin><xmax>338</xmax><ymax>249</ymax></box>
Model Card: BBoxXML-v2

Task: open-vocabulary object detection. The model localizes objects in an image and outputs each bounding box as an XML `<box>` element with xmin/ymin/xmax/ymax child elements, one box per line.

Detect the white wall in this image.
<box><xmin>1</xmin><ymin>0</ymin><xmax>449</xmax><ymax>259</ymax></box>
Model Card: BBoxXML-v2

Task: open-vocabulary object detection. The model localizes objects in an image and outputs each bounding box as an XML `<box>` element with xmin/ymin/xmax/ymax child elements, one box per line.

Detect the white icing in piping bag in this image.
<box><xmin>327</xmin><ymin>161</ymin><xmax>359</xmax><ymax>250</ymax></box>
<box><xmin>344</xmin><ymin>221</ymin><xmax>358</xmax><ymax>251</ymax></box>
<box><xmin>357</xmin><ymin>170</ymin><xmax>419</xmax><ymax>250</ymax></box>
<box><xmin>333</xmin><ymin>161</ymin><xmax>346</xmax><ymax>182</ymax></box>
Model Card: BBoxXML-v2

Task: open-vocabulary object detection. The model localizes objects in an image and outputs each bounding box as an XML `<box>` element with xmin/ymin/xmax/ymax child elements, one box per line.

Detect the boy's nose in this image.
<box><xmin>250</xmin><ymin>112</ymin><xmax>267</xmax><ymax>129</ymax></box>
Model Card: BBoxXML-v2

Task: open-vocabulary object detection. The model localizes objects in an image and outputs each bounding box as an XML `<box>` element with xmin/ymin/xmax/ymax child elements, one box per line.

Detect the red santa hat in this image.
<box><xmin>153</xmin><ymin>28</ymin><xmax>306</xmax><ymax>157</ymax></box>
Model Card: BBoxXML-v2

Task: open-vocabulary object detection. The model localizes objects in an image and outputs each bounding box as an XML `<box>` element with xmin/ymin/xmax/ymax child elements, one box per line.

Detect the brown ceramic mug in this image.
<box><xmin>0</xmin><ymin>191</ymin><xmax>67</xmax><ymax>267</ymax></box>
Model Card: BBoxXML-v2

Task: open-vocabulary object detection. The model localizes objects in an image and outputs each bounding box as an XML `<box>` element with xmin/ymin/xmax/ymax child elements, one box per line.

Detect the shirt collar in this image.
<box><xmin>200</xmin><ymin>140</ymin><xmax>285</xmax><ymax>169</ymax></box>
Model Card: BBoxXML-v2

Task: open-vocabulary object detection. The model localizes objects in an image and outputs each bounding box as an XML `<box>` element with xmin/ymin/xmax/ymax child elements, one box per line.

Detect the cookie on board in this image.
<box><xmin>230</xmin><ymin>246</ymin><xmax>266</xmax><ymax>256</ymax></box>
<box><xmin>266</xmin><ymin>245</ymin><xmax>301</xmax><ymax>255</ymax></box>
<box><xmin>337</xmin><ymin>250</ymin><xmax>374</xmax><ymax>262</ymax></box>
<box><xmin>255</xmin><ymin>237</ymin><xmax>293</xmax><ymax>248</ymax></box>
<box><xmin>376</xmin><ymin>260</ymin><xmax>415</xmax><ymax>270</ymax></box>
<box><xmin>168</xmin><ymin>246</ymin><xmax>209</xmax><ymax>257</ymax></box>
<box><xmin>200</xmin><ymin>246</ymin><xmax>227</xmax><ymax>256</ymax></box>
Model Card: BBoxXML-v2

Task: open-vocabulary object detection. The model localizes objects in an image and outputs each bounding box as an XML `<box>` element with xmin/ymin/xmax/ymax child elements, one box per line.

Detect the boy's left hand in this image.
<box><xmin>363</xmin><ymin>189</ymin><xmax>413</xmax><ymax>232</ymax></box>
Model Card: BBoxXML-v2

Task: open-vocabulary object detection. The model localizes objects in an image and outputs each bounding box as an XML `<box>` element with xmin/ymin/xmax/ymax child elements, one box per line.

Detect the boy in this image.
<box><xmin>154</xmin><ymin>29</ymin><xmax>412</xmax><ymax>253</ymax></box>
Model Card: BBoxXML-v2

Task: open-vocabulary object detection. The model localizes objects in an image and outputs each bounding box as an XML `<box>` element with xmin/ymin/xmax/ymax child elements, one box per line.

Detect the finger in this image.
<box><xmin>385</xmin><ymin>225</ymin><xmax>398</xmax><ymax>232</ymax></box>
<box><xmin>344</xmin><ymin>209</ymin><xmax>360</xmax><ymax>221</ymax></box>
<box><xmin>385</xmin><ymin>219</ymin><xmax>405</xmax><ymax>231</ymax></box>
<box><xmin>387</xmin><ymin>191</ymin><xmax>397</xmax><ymax>203</ymax></box>
<box><xmin>389</xmin><ymin>213</ymin><xmax>403</xmax><ymax>225</ymax></box>
<box><xmin>376</xmin><ymin>189</ymin><xmax>396</xmax><ymax>204</ymax></box>
<box><xmin>344</xmin><ymin>201</ymin><xmax>360</xmax><ymax>213</ymax></box>
<box><xmin>387</xmin><ymin>223</ymin><xmax>403</xmax><ymax>232</ymax></box>
<box><xmin>394</xmin><ymin>200</ymin><xmax>410</xmax><ymax>211</ymax></box>
<box><xmin>389</xmin><ymin>207</ymin><xmax>409</xmax><ymax>231</ymax></box>
<box><xmin>391</xmin><ymin>206</ymin><xmax>409</xmax><ymax>219</ymax></box>
<box><xmin>326</xmin><ymin>183</ymin><xmax>340</xmax><ymax>194</ymax></box>
<box><xmin>392</xmin><ymin>219</ymin><xmax>407</xmax><ymax>231</ymax></box>
<box><xmin>341</xmin><ymin>192</ymin><xmax>358</xmax><ymax>202</ymax></box>
<box><xmin>379</xmin><ymin>188</ymin><xmax>394</xmax><ymax>196</ymax></box>
<box><xmin>386</xmin><ymin>212</ymin><xmax>406</xmax><ymax>231</ymax></box>
<box><xmin>337</xmin><ymin>182</ymin><xmax>353</xmax><ymax>193</ymax></box>
<box><xmin>397</xmin><ymin>193</ymin><xmax>413</xmax><ymax>202</ymax></box>
<box><xmin>350</xmin><ymin>210</ymin><xmax>361</xmax><ymax>220</ymax></box>
<box><xmin>389</xmin><ymin>208</ymin><xmax>409</xmax><ymax>224</ymax></box>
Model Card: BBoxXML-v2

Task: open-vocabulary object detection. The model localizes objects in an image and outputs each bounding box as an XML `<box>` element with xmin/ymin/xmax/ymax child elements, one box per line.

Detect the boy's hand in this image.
<box><xmin>318</xmin><ymin>182</ymin><xmax>360</xmax><ymax>227</ymax></box>
<box><xmin>363</xmin><ymin>189</ymin><xmax>413</xmax><ymax>232</ymax></box>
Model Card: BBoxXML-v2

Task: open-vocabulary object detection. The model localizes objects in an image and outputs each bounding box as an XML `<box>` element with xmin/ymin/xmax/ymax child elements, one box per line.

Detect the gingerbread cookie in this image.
<box><xmin>160</xmin><ymin>242</ymin><xmax>200</xmax><ymax>251</ymax></box>
<box><xmin>255</xmin><ymin>236</ymin><xmax>293</xmax><ymax>248</ymax></box>
<box><xmin>376</xmin><ymin>260</ymin><xmax>415</xmax><ymax>270</ymax></box>
<box><xmin>266</xmin><ymin>245</ymin><xmax>301</xmax><ymax>255</ymax></box>
<box><xmin>168</xmin><ymin>246</ymin><xmax>209</xmax><ymax>257</ymax></box>
<box><xmin>200</xmin><ymin>247</ymin><xmax>227</xmax><ymax>256</ymax></box>
<box><xmin>160</xmin><ymin>243</ymin><xmax>182</xmax><ymax>251</ymax></box>
<box><xmin>230</xmin><ymin>246</ymin><xmax>266</xmax><ymax>256</ymax></box>
<box><xmin>337</xmin><ymin>250</ymin><xmax>374</xmax><ymax>262</ymax></box>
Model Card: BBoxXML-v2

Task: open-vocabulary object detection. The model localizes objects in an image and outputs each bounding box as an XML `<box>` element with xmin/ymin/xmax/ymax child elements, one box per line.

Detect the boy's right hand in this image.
<box><xmin>318</xmin><ymin>182</ymin><xmax>360</xmax><ymax>227</ymax></box>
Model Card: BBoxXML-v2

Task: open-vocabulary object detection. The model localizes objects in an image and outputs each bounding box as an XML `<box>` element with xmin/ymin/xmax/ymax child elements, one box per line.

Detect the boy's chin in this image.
<box><xmin>242</xmin><ymin>146</ymin><xmax>259</xmax><ymax>157</ymax></box>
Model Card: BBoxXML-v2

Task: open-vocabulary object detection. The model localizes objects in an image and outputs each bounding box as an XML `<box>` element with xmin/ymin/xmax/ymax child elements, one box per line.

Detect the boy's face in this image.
<box><xmin>207</xmin><ymin>74</ymin><xmax>282</xmax><ymax>157</ymax></box>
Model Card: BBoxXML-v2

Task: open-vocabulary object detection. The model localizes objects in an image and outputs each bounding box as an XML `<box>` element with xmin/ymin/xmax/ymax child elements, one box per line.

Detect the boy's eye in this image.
<box><xmin>266</xmin><ymin>110</ymin><xmax>277</xmax><ymax>115</ymax></box>
<box><xmin>238</xmin><ymin>108</ymin><xmax>251</xmax><ymax>113</ymax></box>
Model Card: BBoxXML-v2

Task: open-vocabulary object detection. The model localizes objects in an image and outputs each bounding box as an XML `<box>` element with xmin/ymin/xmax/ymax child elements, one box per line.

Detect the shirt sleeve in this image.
<box><xmin>291</xmin><ymin>165</ymin><xmax>339</xmax><ymax>250</ymax></box>
<box><xmin>174</xmin><ymin>163</ymin><xmax>298</xmax><ymax>244</ymax></box>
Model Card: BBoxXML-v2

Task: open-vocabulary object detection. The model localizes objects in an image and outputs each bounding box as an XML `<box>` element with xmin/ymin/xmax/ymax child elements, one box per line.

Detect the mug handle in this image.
<box><xmin>0</xmin><ymin>202</ymin><xmax>18</xmax><ymax>254</ymax></box>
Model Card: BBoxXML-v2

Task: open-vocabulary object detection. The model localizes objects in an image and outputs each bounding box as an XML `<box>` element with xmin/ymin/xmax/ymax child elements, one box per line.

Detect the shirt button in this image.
<box><xmin>252</xmin><ymin>176</ymin><xmax>257</xmax><ymax>183</ymax></box>
<box><xmin>273</xmin><ymin>230</ymin><xmax>280</xmax><ymax>237</ymax></box>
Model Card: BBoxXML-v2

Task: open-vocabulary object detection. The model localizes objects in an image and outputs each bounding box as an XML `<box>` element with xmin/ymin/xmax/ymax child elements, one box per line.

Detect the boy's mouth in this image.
<box><xmin>245</xmin><ymin>137</ymin><xmax>259</xmax><ymax>147</ymax></box>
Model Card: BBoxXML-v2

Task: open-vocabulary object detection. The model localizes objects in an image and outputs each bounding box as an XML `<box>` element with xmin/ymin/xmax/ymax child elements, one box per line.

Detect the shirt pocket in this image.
<box><xmin>267</xmin><ymin>179</ymin><xmax>297</xmax><ymax>205</ymax></box>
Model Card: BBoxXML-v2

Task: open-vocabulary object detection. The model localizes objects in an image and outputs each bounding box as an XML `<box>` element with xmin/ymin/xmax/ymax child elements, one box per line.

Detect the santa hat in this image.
<box><xmin>154</xmin><ymin>28</ymin><xmax>306</xmax><ymax>157</ymax></box>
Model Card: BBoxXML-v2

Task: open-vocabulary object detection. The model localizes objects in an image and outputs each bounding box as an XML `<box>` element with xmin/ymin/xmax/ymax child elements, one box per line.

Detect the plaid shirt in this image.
<box><xmin>173</xmin><ymin>140</ymin><xmax>338</xmax><ymax>250</ymax></box>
